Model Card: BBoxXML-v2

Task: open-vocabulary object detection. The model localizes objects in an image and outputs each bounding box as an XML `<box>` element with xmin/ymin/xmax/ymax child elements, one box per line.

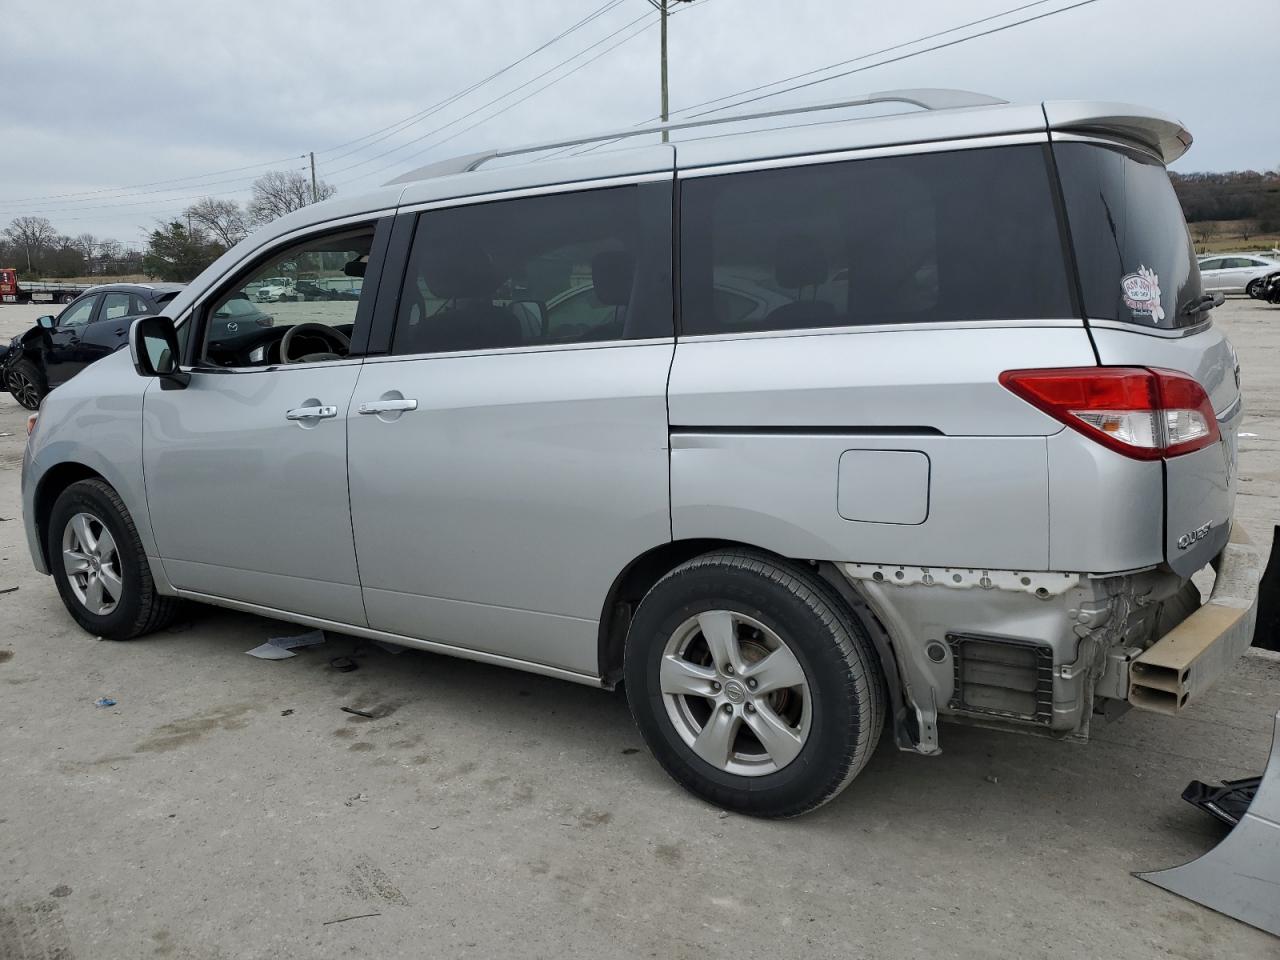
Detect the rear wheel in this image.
<box><xmin>6</xmin><ymin>357</ymin><xmax>46</xmax><ymax>410</ymax></box>
<box><xmin>624</xmin><ymin>550</ymin><xmax>884</xmax><ymax>818</ymax></box>
<box><xmin>59</xmin><ymin>293</ymin><xmax>75</xmax><ymax>304</ymax></box>
<box><xmin>47</xmin><ymin>479</ymin><xmax>179</xmax><ymax>639</ymax></box>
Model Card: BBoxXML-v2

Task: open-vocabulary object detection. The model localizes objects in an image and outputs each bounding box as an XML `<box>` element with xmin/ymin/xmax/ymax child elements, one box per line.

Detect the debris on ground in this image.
<box><xmin>344</xmin><ymin>793</ymin><xmax>369</xmax><ymax>806</ymax></box>
<box><xmin>341</xmin><ymin>706</ymin><xmax>374</xmax><ymax>719</ymax></box>
<box><xmin>371</xmin><ymin>639</ymin><xmax>406</xmax><ymax>655</ymax></box>
<box><xmin>322</xmin><ymin>912</ymin><xmax>380</xmax><ymax>925</ymax></box>
<box><xmin>280</xmin><ymin>709</ymin><xmax>295</xmax><ymax>717</ymax></box>
<box><xmin>93</xmin><ymin>697</ymin><xmax>116</xmax><ymax>708</ymax></box>
<box><xmin>329</xmin><ymin>656</ymin><xmax>358</xmax><ymax>672</ymax></box>
<box><xmin>247</xmin><ymin>630</ymin><xmax>327</xmax><ymax>660</ymax></box>
<box><xmin>0</xmin><ymin>586</ymin><xmax>18</xmax><ymax>595</ymax></box>
<box><xmin>1181</xmin><ymin>776</ymin><xmax>1261</xmax><ymax>827</ymax></box>
<box><xmin>985</xmin><ymin>775</ymin><xmax>1000</xmax><ymax>785</ymax></box>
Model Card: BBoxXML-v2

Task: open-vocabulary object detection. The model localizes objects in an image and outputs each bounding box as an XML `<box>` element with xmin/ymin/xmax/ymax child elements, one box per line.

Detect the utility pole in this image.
<box><xmin>310</xmin><ymin>152</ymin><xmax>318</xmax><ymax>203</ymax></box>
<box><xmin>659</xmin><ymin>0</ymin><xmax>693</xmax><ymax>143</ymax></box>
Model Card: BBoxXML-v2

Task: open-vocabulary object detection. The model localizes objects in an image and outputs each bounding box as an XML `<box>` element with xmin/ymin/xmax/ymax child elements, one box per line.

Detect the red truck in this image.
<box><xmin>0</xmin><ymin>268</ymin><xmax>95</xmax><ymax>305</ymax></box>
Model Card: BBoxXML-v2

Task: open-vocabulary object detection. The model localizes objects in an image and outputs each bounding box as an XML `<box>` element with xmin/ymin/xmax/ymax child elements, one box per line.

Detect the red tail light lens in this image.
<box><xmin>999</xmin><ymin>367</ymin><xmax>1220</xmax><ymax>460</ymax></box>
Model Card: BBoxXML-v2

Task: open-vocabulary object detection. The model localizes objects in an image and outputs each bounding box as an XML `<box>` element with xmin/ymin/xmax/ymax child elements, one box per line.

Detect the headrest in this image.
<box><xmin>775</xmin><ymin>235</ymin><xmax>828</xmax><ymax>289</ymax></box>
<box><xmin>591</xmin><ymin>251</ymin><xmax>635</xmax><ymax>307</ymax></box>
<box><xmin>421</xmin><ymin>242</ymin><xmax>499</xmax><ymax>299</ymax></box>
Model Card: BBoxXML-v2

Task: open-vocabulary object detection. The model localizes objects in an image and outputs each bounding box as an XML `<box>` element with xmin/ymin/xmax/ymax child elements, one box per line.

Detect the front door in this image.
<box><xmin>347</xmin><ymin>182</ymin><xmax>675</xmax><ymax>676</ymax></box>
<box><xmin>45</xmin><ymin>293</ymin><xmax>98</xmax><ymax>385</ymax></box>
<box><xmin>142</xmin><ymin>221</ymin><xmax>385</xmax><ymax>624</ymax></box>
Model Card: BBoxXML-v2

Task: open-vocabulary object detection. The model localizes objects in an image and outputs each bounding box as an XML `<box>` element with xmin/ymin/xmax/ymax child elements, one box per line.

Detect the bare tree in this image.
<box><xmin>2</xmin><ymin>216</ymin><xmax>58</xmax><ymax>271</ymax></box>
<box><xmin>248</xmin><ymin>169</ymin><xmax>335</xmax><ymax>225</ymax></box>
<box><xmin>184</xmin><ymin>197</ymin><xmax>249</xmax><ymax>248</ymax></box>
<box><xmin>98</xmin><ymin>238</ymin><xmax>123</xmax><ymax>260</ymax></box>
<box><xmin>72</xmin><ymin>233</ymin><xmax>99</xmax><ymax>262</ymax></box>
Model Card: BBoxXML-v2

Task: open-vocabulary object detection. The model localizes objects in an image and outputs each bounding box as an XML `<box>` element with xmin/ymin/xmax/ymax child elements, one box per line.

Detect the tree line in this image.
<box><xmin>2</xmin><ymin>168</ymin><xmax>336</xmax><ymax>283</ymax></box>
<box><xmin>1169</xmin><ymin>169</ymin><xmax>1280</xmax><ymax>232</ymax></box>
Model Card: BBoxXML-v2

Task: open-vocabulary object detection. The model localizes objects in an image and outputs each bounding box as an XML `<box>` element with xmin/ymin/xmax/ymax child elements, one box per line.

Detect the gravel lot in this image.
<box><xmin>0</xmin><ymin>300</ymin><xmax>1277</xmax><ymax>959</ymax></box>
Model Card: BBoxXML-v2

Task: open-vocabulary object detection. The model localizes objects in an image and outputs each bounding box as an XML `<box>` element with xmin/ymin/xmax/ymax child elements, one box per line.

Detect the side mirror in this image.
<box><xmin>36</xmin><ymin>315</ymin><xmax>55</xmax><ymax>330</ymax></box>
<box><xmin>129</xmin><ymin>315</ymin><xmax>189</xmax><ymax>389</ymax></box>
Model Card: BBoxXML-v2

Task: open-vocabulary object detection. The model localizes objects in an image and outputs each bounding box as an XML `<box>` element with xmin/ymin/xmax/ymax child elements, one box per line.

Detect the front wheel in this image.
<box><xmin>624</xmin><ymin>551</ymin><xmax>885</xmax><ymax>818</ymax></box>
<box><xmin>1247</xmin><ymin>279</ymin><xmax>1264</xmax><ymax>299</ymax></box>
<box><xmin>6</xmin><ymin>358</ymin><xmax>46</xmax><ymax>410</ymax></box>
<box><xmin>47</xmin><ymin>479</ymin><xmax>179</xmax><ymax>639</ymax></box>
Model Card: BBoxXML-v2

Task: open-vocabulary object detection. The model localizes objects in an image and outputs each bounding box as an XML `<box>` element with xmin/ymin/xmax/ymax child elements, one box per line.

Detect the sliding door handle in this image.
<box><xmin>286</xmin><ymin>404</ymin><xmax>338</xmax><ymax>421</ymax></box>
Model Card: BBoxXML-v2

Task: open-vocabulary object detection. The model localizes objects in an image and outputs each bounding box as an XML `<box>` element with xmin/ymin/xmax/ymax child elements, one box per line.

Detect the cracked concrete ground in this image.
<box><xmin>0</xmin><ymin>299</ymin><xmax>1277</xmax><ymax>959</ymax></box>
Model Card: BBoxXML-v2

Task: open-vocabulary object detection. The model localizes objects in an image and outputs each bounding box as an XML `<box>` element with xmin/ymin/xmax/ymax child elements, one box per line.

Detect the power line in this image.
<box><xmin>327</xmin><ymin>6</ymin><xmax>662</xmax><ymax>186</ymax></box>
<box><xmin>313</xmin><ymin>0</ymin><xmax>629</xmax><ymax>166</ymax></box>
<box><xmin>689</xmin><ymin>0</ymin><xmax>1105</xmax><ymax>118</ymax></box>
<box><xmin>668</xmin><ymin>0</ymin><xmax>1061</xmax><ymax>120</ymax></box>
<box><xmin>563</xmin><ymin>0</ymin><xmax>1098</xmax><ymax>159</ymax></box>
<box><xmin>0</xmin><ymin>0</ymin><xmax>628</xmax><ymax>210</ymax></box>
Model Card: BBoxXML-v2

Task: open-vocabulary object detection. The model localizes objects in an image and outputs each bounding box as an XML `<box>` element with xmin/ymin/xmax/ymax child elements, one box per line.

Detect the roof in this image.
<box><xmin>84</xmin><ymin>281</ymin><xmax>186</xmax><ymax>297</ymax></box>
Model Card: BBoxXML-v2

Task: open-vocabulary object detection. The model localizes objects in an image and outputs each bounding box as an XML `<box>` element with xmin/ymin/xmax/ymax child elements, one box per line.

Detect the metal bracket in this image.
<box><xmin>840</xmin><ymin>563</ymin><xmax>1080</xmax><ymax>598</ymax></box>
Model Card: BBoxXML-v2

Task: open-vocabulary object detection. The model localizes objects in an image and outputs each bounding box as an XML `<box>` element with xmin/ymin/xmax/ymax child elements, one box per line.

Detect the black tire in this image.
<box><xmin>47</xmin><ymin>478</ymin><xmax>180</xmax><ymax>640</ymax></box>
<box><xmin>5</xmin><ymin>357</ymin><xmax>46</xmax><ymax>410</ymax></box>
<box><xmin>1246</xmin><ymin>279</ymin><xmax>1263</xmax><ymax>299</ymax></box>
<box><xmin>624</xmin><ymin>550</ymin><xmax>885</xmax><ymax>818</ymax></box>
<box><xmin>60</xmin><ymin>293</ymin><xmax>75</xmax><ymax>304</ymax></box>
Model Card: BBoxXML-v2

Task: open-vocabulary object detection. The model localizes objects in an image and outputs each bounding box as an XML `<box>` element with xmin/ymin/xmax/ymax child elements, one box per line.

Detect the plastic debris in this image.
<box><xmin>281</xmin><ymin>709</ymin><xmax>295</xmax><ymax>717</ymax></box>
<box><xmin>344</xmin><ymin>792</ymin><xmax>369</xmax><ymax>806</ymax></box>
<box><xmin>0</xmin><ymin>586</ymin><xmax>18</xmax><ymax>595</ymax></box>
<box><xmin>371</xmin><ymin>639</ymin><xmax>406</xmax><ymax>655</ymax></box>
<box><xmin>93</xmin><ymin>697</ymin><xmax>117</xmax><ymax>708</ymax></box>
<box><xmin>341</xmin><ymin>706</ymin><xmax>374</xmax><ymax>719</ymax></box>
<box><xmin>247</xmin><ymin>629</ymin><xmax>327</xmax><ymax>660</ymax></box>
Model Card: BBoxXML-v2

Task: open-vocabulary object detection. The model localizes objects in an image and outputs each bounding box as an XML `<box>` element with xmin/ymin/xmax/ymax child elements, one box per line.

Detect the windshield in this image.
<box><xmin>1055</xmin><ymin>141</ymin><xmax>1203</xmax><ymax>329</ymax></box>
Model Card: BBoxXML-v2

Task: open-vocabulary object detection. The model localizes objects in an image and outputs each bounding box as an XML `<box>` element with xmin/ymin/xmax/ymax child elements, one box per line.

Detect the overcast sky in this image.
<box><xmin>2</xmin><ymin>0</ymin><xmax>1277</xmax><ymax>247</ymax></box>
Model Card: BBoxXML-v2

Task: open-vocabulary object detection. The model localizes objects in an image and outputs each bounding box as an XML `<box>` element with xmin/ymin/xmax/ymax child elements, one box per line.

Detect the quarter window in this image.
<box><xmin>391</xmin><ymin>183</ymin><xmax>672</xmax><ymax>356</ymax></box>
<box><xmin>200</xmin><ymin>227</ymin><xmax>376</xmax><ymax>367</ymax></box>
<box><xmin>679</xmin><ymin>145</ymin><xmax>1073</xmax><ymax>335</ymax></box>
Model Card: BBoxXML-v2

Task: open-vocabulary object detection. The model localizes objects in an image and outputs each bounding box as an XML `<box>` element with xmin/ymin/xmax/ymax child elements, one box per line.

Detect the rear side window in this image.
<box><xmin>391</xmin><ymin>183</ymin><xmax>672</xmax><ymax>356</ymax></box>
<box><xmin>679</xmin><ymin>144</ymin><xmax>1073</xmax><ymax>335</ymax></box>
<box><xmin>101</xmin><ymin>292</ymin><xmax>133</xmax><ymax>321</ymax></box>
<box><xmin>1055</xmin><ymin>142</ymin><xmax>1202</xmax><ymax>329</ymax></box>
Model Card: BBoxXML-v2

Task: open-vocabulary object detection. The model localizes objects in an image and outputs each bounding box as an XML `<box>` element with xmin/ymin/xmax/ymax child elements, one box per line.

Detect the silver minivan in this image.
<box><xmin>21</xmin><ymin>90</ymin><xmax>1263</xmax><ymax>817</ymax></box>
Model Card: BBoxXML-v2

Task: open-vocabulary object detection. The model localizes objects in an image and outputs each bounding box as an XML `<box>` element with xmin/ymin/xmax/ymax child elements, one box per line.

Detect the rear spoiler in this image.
<box><xmin>1043</xmin><ymin>101</ymin><xmax>1193</xmax><ymax>164</ymax></box>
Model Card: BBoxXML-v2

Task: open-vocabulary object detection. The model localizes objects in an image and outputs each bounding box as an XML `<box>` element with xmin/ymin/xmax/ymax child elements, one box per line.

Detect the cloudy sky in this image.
<box><xmin>2</xmin><ymin>0</ymin><xmax>1277</xmax><ymax>247</ymax></box>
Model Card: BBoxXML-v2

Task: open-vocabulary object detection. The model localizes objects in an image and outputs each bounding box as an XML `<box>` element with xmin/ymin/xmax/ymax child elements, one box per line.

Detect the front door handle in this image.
<box><xmin>358</xmin><ymin>398</ymin><xmax>418</xmax><ymax>415</ymax></box>
<box><xmin>286</xmin><ymin>404</ymin><xmax>338</xmax><ymax>421</ymax></box>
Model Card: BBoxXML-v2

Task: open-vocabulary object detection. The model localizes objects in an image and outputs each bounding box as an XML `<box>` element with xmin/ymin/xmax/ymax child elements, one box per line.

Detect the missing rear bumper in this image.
<box><xmin>1128</xmin><ymin>526</ymin><xmax>1262</xmax><ymax>715</ymax></box>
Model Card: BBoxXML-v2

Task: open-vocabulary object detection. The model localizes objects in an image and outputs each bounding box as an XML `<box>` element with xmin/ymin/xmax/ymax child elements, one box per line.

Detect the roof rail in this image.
<box><xmin>386</xmin><ymin>87</ymin><xmax>1005</xmax><ymax>185</ymax></box>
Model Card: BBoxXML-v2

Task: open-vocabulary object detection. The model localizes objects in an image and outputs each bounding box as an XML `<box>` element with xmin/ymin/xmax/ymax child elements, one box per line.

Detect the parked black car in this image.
<box><xmin>1</xmin><ymin>283</ymin><xmax>185</xmax><ymax>409</ymax></box>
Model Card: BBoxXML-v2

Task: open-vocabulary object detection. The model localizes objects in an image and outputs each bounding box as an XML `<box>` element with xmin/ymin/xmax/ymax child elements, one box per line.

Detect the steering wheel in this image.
<box><xmin>280</xmin><ymin>323</ymin><xmax>351</xmax><ymax>364</ymax></box>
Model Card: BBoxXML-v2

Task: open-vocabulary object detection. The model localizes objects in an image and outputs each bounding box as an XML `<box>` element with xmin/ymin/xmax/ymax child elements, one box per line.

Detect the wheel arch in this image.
<box><xmin>33</xmin><ymin>462</ymin><xmax>106</xmax><ymax>570</ymax></box>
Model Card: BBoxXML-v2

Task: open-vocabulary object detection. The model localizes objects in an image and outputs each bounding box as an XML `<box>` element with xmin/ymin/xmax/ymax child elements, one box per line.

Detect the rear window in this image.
<box><xmin>678</xmin><ymin>144</ymin><xmax>1073</xmax><ymax>335</ymax></box>
<box><xmin>1055</xmin><ymin>142</ymin><xmax>1203</xmax><ymax>329</ymax></box>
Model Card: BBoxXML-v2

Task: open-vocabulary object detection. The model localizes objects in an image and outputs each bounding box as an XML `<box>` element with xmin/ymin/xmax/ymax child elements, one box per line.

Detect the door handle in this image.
<box><xmin>358</xmin><ymin>398</ymin><xmax>418</xmax><ymax>415</ymax></box>
<box><xmin>286</xmin><ymin>404</ymin><xmax>338</xmax><ymax>421</ymax></box>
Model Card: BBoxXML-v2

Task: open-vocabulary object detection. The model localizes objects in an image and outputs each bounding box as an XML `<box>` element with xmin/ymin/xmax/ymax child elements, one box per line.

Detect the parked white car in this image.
<box><xmin>1197</xmin><ymin>254</ymin><xmax>1279</xmax><ymax>297</ymax></box>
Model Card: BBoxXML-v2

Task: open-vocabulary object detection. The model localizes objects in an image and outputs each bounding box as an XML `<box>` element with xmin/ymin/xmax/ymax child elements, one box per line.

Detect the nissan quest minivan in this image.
<box><xmin>21</xmin><ymin>90</ymin><xmax>1264</xmax><ymax>817</ymax></box>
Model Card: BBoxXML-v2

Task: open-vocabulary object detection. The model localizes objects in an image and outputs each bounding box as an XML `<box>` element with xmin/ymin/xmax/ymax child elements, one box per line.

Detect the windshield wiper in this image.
<box><xmin>1181</xmin><ymin>292</ymin><xmax>1224</xmax><ymax>316</ymax></box>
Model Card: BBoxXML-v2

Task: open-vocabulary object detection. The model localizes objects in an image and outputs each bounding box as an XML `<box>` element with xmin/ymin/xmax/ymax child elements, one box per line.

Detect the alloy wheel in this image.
<box><xmin>660</xmin><ymin>610</ymin><xmax>812</xmax><ymax>777</ymax></box>
<box><xmin>7</xmin><ymin>369</ymin><xmax>40</xmax><ymax>409</ymax></box>
<box><xmin>61</xmin><ymin>512</ymin><xmax>123</xmax><ymax>616</ymax></box>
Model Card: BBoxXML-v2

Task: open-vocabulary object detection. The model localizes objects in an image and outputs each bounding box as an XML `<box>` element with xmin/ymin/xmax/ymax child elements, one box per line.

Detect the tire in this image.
<box><xmin>5</xmin><ymin>357</ymin><xmax>46</xmax><ymax>410</ymax></box>
<box><xmin>1247</xmin><ymin>279</ymin><xmax>1263</xmax><ymax>299</ymax></box>
<box><xmin>60</xmin><ymin>293</ymin><xmax>75</xmax><ymax>304</ymax></box>
<box><xmin>47</xmin><ymin>478</ymin><xmax>179</xmax><ymax>640</ymax></box>
<box><xmin>624</xmin><ymin>550</ymin><xmax>885</xmax><ymax>818</ymax></box>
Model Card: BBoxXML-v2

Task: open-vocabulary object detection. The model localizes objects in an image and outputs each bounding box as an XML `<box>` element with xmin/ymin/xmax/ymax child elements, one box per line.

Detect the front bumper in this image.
<box><xmin>1128</xmin><ymin>525</ymin><xmax>1263</xmax><ymax>714</ymax></box>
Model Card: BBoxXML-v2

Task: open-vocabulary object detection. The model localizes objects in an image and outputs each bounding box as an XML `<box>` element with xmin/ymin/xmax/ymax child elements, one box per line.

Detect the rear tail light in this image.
<box><xmin>999</xmin><ymin>367</ymin><xmax>1219</xmax><ymax>460</ymax></box>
